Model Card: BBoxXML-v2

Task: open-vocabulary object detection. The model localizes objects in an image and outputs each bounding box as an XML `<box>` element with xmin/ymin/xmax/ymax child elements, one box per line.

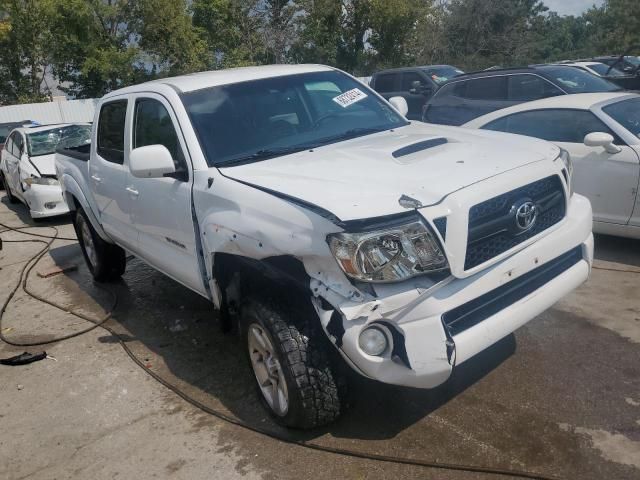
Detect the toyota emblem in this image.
<box><xmin>514</xmin><ymin>201</ymin><xmax>538</xmax><ymax>233</ymax></box>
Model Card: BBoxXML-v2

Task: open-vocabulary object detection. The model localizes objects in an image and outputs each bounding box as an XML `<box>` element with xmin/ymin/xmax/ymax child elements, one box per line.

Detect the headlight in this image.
<box><xmin>24</xmin><ymin>176</ymin><xmax>59</xmax><ymax>187</ymax></box>
<box><xmin>327</xmin><ymin>217</ymin><xmax>448</xmax><ymax>283</ymax></box>
<box><xmin>558</xmin><ymin>148</ymin><xmax>573</xmax><ymax>195</ymax></box>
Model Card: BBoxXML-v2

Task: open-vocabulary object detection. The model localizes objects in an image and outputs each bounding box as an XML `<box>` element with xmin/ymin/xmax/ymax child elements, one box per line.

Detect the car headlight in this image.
<box><xmin>558</xmin><ymin>148</ymin><xmax>573</xmax><ymax>195</ymax></box>
<box><xmin>24</xmin><ymin>176</ymin><xmax>59</xmax><ymax>187</ymax></box>
<box><xmin>327</xmin><ymin>217</ymin><xmax>448</xmax><ymax>283</ymax></box>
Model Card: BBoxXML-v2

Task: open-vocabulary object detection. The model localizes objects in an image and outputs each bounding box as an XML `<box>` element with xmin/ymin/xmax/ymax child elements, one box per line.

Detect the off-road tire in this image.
<box><xmin>241</xmin><ymin>296</ymin><xmax>343</xmax><ymax>429</ymax></box>
<box><xmin>74</xmin><ymin>206</ymin><xmax>126</xmax><ymax>282</ymax></box>
<box><xmin>2</xmin><ymin>173</ymin><xmax>17</xmax><ymax>203</ymax></box>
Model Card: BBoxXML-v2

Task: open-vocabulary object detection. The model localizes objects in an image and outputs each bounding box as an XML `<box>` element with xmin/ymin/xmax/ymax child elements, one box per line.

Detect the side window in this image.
<box><xmin>451</xmin><ymin>81</ymin><xmax>467</xmax><ymax>97</ymax></box>
<box><xmin>465</xmin><ymin>77</ymin><xmax>508</xmax><ymax>100</ymax></box>
<box><xmin>13</xmin><ymin>133</ymin><xmax>24</xmax><ymax>157</ymax></box>
<box><xmin>375</xmin><ymin>74</ymin><xmax>397</xmax><ymax>93</ymax></box>
<box><xmin>484</xmin><ymin>109</ymin><xmax>623</xmax><ymax>144</ymax></box>
<box><xmin>401</xmin><ymin>72</ymin><xmax>424</xmax><ymax>91</ymax></box>
<box><xmin>133</xmin><ymin>98</ymin><xmax>186</xmax><ymax>169</ymax></box>
<box><xmin>5</xmin><ymin>133</ymin><xmax>15</xmax><ymax>156</ymax></box>
<box><xmin>508</xmin><ymin>74</ymin><xmax>562</xmax><ymax>101</ymax></box>
<box><xmin>97</xmin><ymin>100</ymin><xmax>127</xmax><ymax>164</ymax></box>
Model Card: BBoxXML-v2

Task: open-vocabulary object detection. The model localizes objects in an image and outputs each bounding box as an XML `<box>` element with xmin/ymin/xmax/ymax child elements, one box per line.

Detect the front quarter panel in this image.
<box><xmin>192</xmin><ymin>169</ymin><xmax>360</xmax><ymax>305</ymax></box>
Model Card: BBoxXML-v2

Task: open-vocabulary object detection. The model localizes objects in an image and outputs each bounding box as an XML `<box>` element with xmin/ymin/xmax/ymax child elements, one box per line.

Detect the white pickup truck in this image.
<box><xmin>56</xmin><ymin>64</ymin><xmax>594</xmax><ymax>429</ymax></box>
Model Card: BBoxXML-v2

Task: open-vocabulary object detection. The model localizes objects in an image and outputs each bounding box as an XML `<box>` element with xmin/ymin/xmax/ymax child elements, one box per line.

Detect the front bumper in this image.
<box><xmin>335</xmin><ymin>194</ymin><xmax>593</xmax><ymax>389</ymax></box>
<box><xmin>23</xmin><ymin>184</ymin><xmax>70</xmax><ymax>218</ymax></box>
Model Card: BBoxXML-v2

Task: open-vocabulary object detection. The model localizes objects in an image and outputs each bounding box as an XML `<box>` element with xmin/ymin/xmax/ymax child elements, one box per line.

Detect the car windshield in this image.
<box><xmin>602</xmin><ymin>97</ymin><xmax>640</xmax><ymax>138</ymax></box>
<box><xmin>422</xmin><ymin>66</ymin><xmax>464</xmax><ymax>85</ymax></box>
<box><xmin>181</xmin><ymin>70</ymin><xmax>408</xmax><ymax>167</ymax></box>
<box><xmin>27</xmin><ymin>125</ymin><xmax>92</xmax><ymax>156</ymax></box>
<box><xmin>538</xmin><ymin>66</ymin><xmax>622</xmax><ymax>93</ymax></box>
<box><xmin>588</xmin><ymin>63</ymin><xmax>626</xmax><ymax>77</ymax></box>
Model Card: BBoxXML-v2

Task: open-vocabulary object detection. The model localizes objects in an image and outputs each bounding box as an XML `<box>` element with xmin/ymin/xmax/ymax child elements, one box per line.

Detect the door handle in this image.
<box><xmin>91</xmin><ymin>174</ymin><xmax>101</xmax><ymax>183</ymax></box>
<box><xmin>126</xmin><ymin>186</ymin><xmax>139</xmax><ymax>196</ymax></box>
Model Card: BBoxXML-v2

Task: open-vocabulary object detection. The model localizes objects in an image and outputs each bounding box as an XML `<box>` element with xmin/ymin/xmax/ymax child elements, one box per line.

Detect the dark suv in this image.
<box><xmin>370</xmin><ymin>65</ymin><xmax>464</xmax><ymax>120</ymax></box>
<box><xmin>422</xmin><ymin>65</ymin><xmax>622</xmax><ymax>126</ymax></box>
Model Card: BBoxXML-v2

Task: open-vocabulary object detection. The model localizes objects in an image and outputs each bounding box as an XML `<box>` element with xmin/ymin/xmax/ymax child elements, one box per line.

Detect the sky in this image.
<box><xmin>543</xmin><ymin>0</ymin><xmax>605</xmax><ymax>16</ymax></box>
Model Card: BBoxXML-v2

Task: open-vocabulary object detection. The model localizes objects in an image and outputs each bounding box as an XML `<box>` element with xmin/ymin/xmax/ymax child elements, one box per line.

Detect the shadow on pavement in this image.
<box><xmin>593</xmin><ymin>233</ymin><xmax>640</xmax><ymax>267</ymax></box>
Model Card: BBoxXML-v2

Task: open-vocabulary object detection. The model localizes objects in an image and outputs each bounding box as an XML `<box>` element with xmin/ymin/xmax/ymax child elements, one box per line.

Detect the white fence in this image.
<box><xmin>0</xmin><ymin>98</ymin><xmax>98</xmax><ymax>125</ymax></box>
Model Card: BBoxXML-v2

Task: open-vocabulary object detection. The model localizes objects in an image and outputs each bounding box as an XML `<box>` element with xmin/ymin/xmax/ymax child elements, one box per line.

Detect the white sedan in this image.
<box><xmin>0</xmin><ymin>124</ymin><xmax>90</xmax><ymax>219</ymax></box>
<box><xmin>464</xmin><ymin>92</ymin><xmax>640</xmax><ymax>239</ymax></box>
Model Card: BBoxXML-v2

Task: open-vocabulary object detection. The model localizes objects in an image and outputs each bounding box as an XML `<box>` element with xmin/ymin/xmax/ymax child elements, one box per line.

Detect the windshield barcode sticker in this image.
<box><xmin>332</xmin><ymin>88</ymin><xmax>367</xmax><ymax>108</ymax></box>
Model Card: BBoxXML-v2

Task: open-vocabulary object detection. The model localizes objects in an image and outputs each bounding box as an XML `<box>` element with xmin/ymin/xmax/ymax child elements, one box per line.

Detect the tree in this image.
<box><xmin>48</xmin><ymin>0</ymin><xmax>144</xmax><ymax>98</ymax></box>
<box><xmin>0</xmin><ymin>0</ymin><xmax>54</xmax><ymax>103</ymax></box>
<box><xmin>192</xmin><ymin>0</ymin><xmax>264</xmax><ymax>68</ymax></box>
<box><xmin>442</xmin><ymin>0</ymin><xmax>548</xmax><ymax>70</ymax></box>
<box><xmin>367</xmin><ymin>0</ymin><xmax>432</xmax><ymax>69</ymax></box>
<box><xmin>290</xmin><ymin>0</ymin><xmax>343</xmax><ymax>66</ymax></box>
<box><xmin>131</xmin><ymin>0</ymin><xmax>209</xmax><ymax>76</ymax></box>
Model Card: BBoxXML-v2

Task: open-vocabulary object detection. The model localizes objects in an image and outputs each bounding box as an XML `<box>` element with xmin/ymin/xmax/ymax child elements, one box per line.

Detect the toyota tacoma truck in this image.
<box><xmin>56</xmin><ymin>64</ymin><xmax>594</xmax><ymax>429</ymax></box>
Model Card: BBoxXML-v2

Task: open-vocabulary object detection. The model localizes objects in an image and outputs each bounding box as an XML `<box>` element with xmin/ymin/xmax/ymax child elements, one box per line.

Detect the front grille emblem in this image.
<box><xmin>513</xmin><ymin>200</ymin><xmax>538</xmax><ymax>233</ymax></box>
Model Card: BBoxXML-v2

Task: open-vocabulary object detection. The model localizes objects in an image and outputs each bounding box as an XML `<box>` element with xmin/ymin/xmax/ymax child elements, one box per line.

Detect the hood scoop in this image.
<box><xmin>392</xmin><ymin>137</ymin><xmax>447</xmax><ymax>158</ymax></box>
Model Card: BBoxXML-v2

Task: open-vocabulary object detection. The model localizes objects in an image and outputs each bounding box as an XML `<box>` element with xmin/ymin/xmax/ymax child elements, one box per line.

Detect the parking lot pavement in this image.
<box><xmin>1</xmin><ymin>196</ymin><xmax>639</xmax><ymax>480</ymax></box>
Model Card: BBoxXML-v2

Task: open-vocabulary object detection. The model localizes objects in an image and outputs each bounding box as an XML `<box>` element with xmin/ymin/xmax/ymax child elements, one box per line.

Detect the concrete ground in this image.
<box><xmin>0</xmin><ymin>195</ymin><xmax>639</xmax><ymax>480</ymax></box>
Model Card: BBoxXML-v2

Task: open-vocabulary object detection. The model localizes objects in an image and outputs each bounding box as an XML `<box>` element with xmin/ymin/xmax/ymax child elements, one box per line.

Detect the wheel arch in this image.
<box><xmin>62</xmin><ymin>176</ymin><xmax>112</xmax><ymax>243</ymax></box>
<box><xmin>212</xmin><ymin>252</ymin><xmax>317</xmax><ymax>332</ymax></box>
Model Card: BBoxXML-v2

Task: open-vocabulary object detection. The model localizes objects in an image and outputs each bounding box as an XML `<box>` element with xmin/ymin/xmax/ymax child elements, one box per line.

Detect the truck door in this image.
<box><xmin>125</xmin><ymin>94</ymin><xmax>207</xmax><ymax>295</ymax></box>
<box><xmin>90</xmin><ymin>99</ymin><xmax>137</xmax><ymax>250</ymax></box>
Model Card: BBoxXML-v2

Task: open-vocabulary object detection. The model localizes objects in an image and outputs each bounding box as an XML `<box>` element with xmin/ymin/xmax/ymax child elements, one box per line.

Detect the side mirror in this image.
<box><xmin>129</xmin><ymin>144</ymin><xmax>176</xmax><ymax>178</ymax></box>
<box><xmin>584</xmin><ymin>132</ymin><xmax>622</xmax><ymax>154</ymax></box>
<box><xmin>389</xmin><ymin>96</ymin><xmax>408</xmax><ymax>117</ymax></box>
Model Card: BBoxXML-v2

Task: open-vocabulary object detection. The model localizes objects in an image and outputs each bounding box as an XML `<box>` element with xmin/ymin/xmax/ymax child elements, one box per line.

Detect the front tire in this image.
<box><xmin>241</xmin><ymin>296</ymin><xmax>343</xmax><ymax>429</ymax></box>
<box><xmin>74</xmin><ymin>207</ymin><xmax>126</xmax><ymax>282</ymax></box>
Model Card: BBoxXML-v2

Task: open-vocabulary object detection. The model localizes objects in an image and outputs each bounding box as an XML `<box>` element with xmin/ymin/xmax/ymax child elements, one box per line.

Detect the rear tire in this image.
<box><xmin>241</xmin><ymin>296</ymin><xmax>343</xmax><ymax>429</ymax></box>
<box><xmin>74</xmin><ymin>207</ymin><xmax>126</xmax><ymax>282</ymax></box>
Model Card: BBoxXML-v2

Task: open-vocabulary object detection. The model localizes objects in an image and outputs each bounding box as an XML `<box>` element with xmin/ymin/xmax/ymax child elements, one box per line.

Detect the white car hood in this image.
<box><xmin>29</xmin><ymin>154</ymin><xmax>57</xmax><ymax>176</ymax></box>
<box><xmin>220</xmin><ymin>123</ymin><xmax>559</xmax><ymax>222</ymax></box>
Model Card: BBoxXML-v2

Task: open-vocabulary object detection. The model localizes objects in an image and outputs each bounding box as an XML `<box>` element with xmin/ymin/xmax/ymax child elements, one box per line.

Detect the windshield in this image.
<box><xmin>538</xmin><ymin>66</ymin><xmax>621</xmax><ymax>93</ymax></box>
<box><xmin>602</xmin><ymin>97</ymin><xmax>640</xmax><ymax>138</ymax></box>
<box><xmin>588</xmin><ymin>63</ymin><xmax>626</xmax><ymax>77</ymax></box>
<box><xmin>181</xmin><ymin>70</ymin><xmax>408</xmax><ymax>167</ymax></box>
<box><xmin>422</xmin><ymin>66</ymin><xmax>464</xmax><ymax>85</ymax></box>
<box><xmin>27</xmin><ymin>125</ymin><xmax>92</xmax><ymax>156</ymax></box>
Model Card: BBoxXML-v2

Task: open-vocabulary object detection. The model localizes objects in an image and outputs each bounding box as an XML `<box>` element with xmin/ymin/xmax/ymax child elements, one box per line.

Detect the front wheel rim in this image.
<box><xmin>248</xmin><ymin>323</ymin><xmax>289</xmax><ymax>417</ymax></box>
<box><xmin>77</xmin><ymin>215</ymin><xmax>97</xmax><ymax>268</ymax></box>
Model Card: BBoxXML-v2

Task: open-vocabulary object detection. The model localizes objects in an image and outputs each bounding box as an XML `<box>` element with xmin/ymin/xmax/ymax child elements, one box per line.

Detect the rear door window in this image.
<box><xmin>97</xmin><ymin>100</ymin><xmax>127</xmax><ymax>164</ymax></box>
<box><xmin>484</xmin><ymin>109</ymin><xmax>623</xmax><ymax>144</ymax></box>
<box><xmin>374</xmin><ymin>74</ymin><xmax>397</xmax><ymax>93</ymax></box>
<box><xmin>464</xmin><ymin>77</ymin><xmax>508</xmax><ymax>100</ymax></box>
<box><xmin>133</xmin><ymin>98</ymin><xmax>186</xmax><ymax>171</ymax></box>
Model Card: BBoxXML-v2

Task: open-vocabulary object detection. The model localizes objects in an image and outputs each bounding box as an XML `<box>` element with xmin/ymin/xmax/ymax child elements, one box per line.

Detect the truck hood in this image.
<box><xmin>220</xmin><ymin>122</ymin><xmax>559</xmax><ymax>222</ymax></box>
<box><xmin>29</xmin><ymin>154</ymin><xmax>57</xmax><ymax>176</ymax></box>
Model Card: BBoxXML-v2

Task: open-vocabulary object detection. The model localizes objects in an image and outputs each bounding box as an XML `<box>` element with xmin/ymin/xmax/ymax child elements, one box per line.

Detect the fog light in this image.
<box><xmin>44</xmin><ymin>202</ymin><xmax>57</xmax><ymax>209</ymax></box>
<box><xmin>358</xmin><ymin>326</ymin><xmax>388</xmax><ymax>356</ymax></box>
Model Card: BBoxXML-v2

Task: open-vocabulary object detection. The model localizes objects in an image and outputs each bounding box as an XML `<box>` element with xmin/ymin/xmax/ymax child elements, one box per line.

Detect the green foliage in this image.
<box><xmin>1</xmin><ymin>0</ymin><xmax>640</xmax><ymax>105</ymax></box>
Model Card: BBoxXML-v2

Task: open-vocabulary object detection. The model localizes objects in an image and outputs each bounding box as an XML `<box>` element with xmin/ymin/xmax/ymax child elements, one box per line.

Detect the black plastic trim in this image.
<box><xmin>392</xmin><ymin>138</ymin><xmax>447</xmax><ymax>158</ymax></box>
<box><xmin>443</xmin><ymin>246</ymin><xmax>582</xmax><ymax>336</ymax></box>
